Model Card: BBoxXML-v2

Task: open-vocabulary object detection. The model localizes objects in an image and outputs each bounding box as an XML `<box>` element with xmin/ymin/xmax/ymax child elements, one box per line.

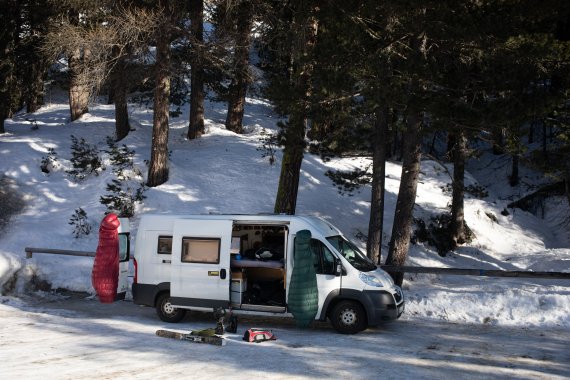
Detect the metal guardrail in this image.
<box><xmin>381</xmin><ymin>265</ymin><xmax>570</xmax><ymax>280</ymax></box>
<box><xmin>25</xmin><ymin>247</ymin><xmax>96</xmax><ymax>259</ymax></box>
<box><xmin>25</xmin><ymin>247</ymin><xmax>569</xmax><ymax>281</ymax></box>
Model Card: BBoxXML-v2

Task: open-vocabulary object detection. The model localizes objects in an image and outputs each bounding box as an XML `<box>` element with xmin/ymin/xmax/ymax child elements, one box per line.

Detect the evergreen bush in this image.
<box><xmin>412</xmin><ymin>214</ymin><xmax>474</xmax><ymax>256</ymax></box>
<box><xmin>66</xmin><ymin>135</ymin><xmax>104</xmax><ymax>181</ymax></box>
<box><xmin>256</xmin><ymin>128</ymin><xmax>278</xmax><ymax>165</ymax></box>
<box><xmin>100</xmin><ymin>137</ymin><xmax>146</xmax><ymax>217</ymax></box>
<box><xmin>105</xmin><ymin>137</ymin><xmax>136</xmax><ymax>177</ymax></box>
<box><xmin>40</xmin><ymin>147</ymin><xmax>58</xmax><ymax>174</ymax></box>
<box><xmin>325</xmin><ymin>167</ymin><xmax>372</xmax><ymax>196</ymax></box>
<box><xmin>69</xmin><ymin>208</ymin><xmax>91</xmax><ymax>238</ymax></box>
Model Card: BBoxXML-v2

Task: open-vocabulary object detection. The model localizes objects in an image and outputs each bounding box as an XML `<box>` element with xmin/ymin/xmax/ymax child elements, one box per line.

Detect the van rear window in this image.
<box><xmin>157</xmin><ymin>236</ymin><xmax>172</xmax><ymax>255</ymax></box>
<box><xmin>181</xmin><ymin>237</ymin><xmax>220</xmax><ymax>264</ymax></box>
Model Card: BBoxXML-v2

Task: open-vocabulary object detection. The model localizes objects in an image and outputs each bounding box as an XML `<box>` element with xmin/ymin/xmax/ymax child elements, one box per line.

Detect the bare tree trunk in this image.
<box><xmin>560</xmin><ymin>174</ymin><xmax>570</xmax><ymax>206</ymax></box>
<box><xmin>274</xmin><ymin>8</ymin><xmax>318</xmax><ymax>215</ymax></box>
<box><xmin>510</xmin><ymin>154</ymin><xmax>519</xmax><ymax>186</ymax></box>
<box><xmin>542</xmin><ymin>121</ymin><xmax>548</xmax><ymax>159</ymax></box>
<box><xmin>147</xmin><ymin>18</ymin><xmax>171</xmax><ymax>187</ymax></box>
<box><xmin>26</xmin><ymin>60</ymin><xmax>45</xmax><ymax>113</ymax></box>
<box><xmin>225</xmin><ymin>2</ymin><xmax>253</xmax><ymax>134</ymax></box>
<box><xmin>107</xmin><ymin>86</ymin><xmax>115</xmax><ymax>105</ymax></box>
<box><xmin>187</xmin><ymin>0</ymin><xmax>205</xmax><ymax>140</ymax></box>
<box><xmin>528</xmin><ymin>119</ymin><xmax>536</xmax><ymax>144</ymax></box>
<box><xmin>492</xmin><ymin>127</ymin><xmax>505</xmax><ymax>155</ymax></box>
<box><xmin>450</xmin><ymin>129</ymin><xmax>467</xmax><ymax>245</ymax></box>
<box><xmin>113</xmin><ymin>54</ymin><xmax>130</xmax><ymax>141</ymax></box>
<box><xmin>385</xmin><ymin>114</ymin><xmax>422</xmax><ymax>286</ymax></box>
<box><xmin>0</xmin><ymin>112</ymin><xmax>5</xmax><ymax>134</ymax></box>
<box><xmin>367</xmin><ymin>108</ymin><xmax>387</xmax><ymax>264</ymax></box>
<box><xmin>446</xmin><ymin>132</ymin><xmax>456</xmax><ymax>160</ymax></box>
<box><xmin>274</xmin><ymin>116</ymin><xmax>305</xmax><ymax>214</ymax></box>
<box><xmin>428</xmin><ymin>131</ymin><xmax>438</xmax><ymax>157</ymax></box>
<box><xmin>68</xmin><ymin>47</ymin><xmax>89</xmax><ymax>122</ymax></box>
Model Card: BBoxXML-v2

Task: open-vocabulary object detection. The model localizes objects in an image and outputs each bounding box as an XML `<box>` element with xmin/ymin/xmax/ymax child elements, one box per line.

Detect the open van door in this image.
<box><xmin>117</xmin><ymin>218</ymin><xmax>130</xmax><ymax>300</ymax></box>
<box><xmin>170</xmin><ymin>219</ymin><xmax>233</xmax><ymax>309</ymax></box>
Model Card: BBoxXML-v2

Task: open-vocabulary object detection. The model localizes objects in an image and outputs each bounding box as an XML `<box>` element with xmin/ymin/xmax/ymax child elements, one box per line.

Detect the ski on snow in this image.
<box><xmin>155</xmin><ymin>329</ymin><xmax>226</xmax><ymax>346</ymax></box>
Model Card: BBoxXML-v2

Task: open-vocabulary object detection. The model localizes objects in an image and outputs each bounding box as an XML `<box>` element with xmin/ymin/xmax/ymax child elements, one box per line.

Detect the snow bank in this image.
<box><xmin>0</xmin><ymin>252</ymin><xmax>22</xmax><ymax>292</ymax></box>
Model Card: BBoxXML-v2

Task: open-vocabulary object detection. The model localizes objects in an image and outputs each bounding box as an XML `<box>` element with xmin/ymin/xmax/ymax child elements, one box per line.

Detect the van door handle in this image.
<box><xmin>220</xmin><ymin>269</ymin><xmax>227</xmax><ymax>280</ymax></box>
<box><xmin>162</xmin><ymin>259</ymin><xmax>171</xmax><ymax>264</ymax></box>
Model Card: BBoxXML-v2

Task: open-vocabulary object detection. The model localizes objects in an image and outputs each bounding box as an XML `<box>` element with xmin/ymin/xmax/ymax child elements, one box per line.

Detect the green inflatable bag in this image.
<box><xmin>288</xmin><ymin>229</ymin><xmax>318</xmax><ymax>328</ymax></box>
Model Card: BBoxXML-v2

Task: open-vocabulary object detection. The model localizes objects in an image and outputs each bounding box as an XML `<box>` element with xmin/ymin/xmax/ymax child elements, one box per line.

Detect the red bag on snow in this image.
<box><xmin>92</xmin><ymin>213</ymin><xmax>121</xmax><ymax>303</ymax></box>
<box><xmin>243</xmin><ymin>328</ymin><xmax>277</xmax><ymax>343</ymax></box>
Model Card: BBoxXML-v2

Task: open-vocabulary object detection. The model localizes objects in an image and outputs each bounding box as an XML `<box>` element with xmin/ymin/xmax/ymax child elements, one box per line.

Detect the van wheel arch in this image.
<box><xmin>326</xmin><ymin>297</ymin><xmax>367</xmax><ymax>320</ymax></box>
<box><xmin>329</xmin><ymin>299</ymin><xmax>367</xmax><ymax>334</ymax></box>
<box><xmin>155</xmin><ymin>292</ymin><xmax>186</xmax><ymax>323</ymax></box>
<box><xmin>322</xmin><ymin>289</ymin><xmax>371</xmax><ymax>321</ymax></box>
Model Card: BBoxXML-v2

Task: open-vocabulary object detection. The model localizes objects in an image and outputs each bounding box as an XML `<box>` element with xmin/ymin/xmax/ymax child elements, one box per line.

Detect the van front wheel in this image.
<box><xmin>156</xmin><ymin>294</ymin><xmax>186</xmax><ymax>323</ymax></box>
<box><xmin>330</xmin><ymin>300</ymin><xmax>367</xmax><ymax>334</ymax></box>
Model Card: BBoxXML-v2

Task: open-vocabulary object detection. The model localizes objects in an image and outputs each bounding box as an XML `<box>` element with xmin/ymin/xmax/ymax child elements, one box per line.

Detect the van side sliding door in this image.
<box><xmin>170</xmin><ymin>219</ymin><xmax>233</xmax><ymax>309</ymax></box>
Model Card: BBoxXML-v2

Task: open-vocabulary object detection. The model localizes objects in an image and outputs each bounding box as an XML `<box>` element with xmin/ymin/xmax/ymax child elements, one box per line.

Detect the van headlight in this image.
<box><xmin>359</xmin><ymin>272</ymin><xmax>384</xmax><ymax>287</ymax></box>
<box><xmin>377</xmin><ymin>270</ymin><xmax>395</xmax><ymax>287</ymax></box>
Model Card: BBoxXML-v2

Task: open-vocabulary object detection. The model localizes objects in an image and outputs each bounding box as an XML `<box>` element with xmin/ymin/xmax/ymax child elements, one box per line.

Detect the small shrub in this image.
<box><xmin>40</xmin><ymin>148</ymin><xmax>59</xmax><ymax>174</ymax></box>
<box><xmin>256</xmin><ymin>128</ymin><xmax>278</xmax><ymax>165</ymax></box>
<box><xmin>466</xmin><ymin>184</ymin><xmax>489</xmax><ymax>198</ymax></box>
<box><xmin>100</xmin><ymin>139</ymin><xmax>146</xmax><ymax>217</ymax></box>
<box><xmin>100</xmin><ymin>179</ymin><xmax>146</xmax><ymax>218</ymax></box>
<box><xmin>325</xmin><ymin>167</ymin><xmax>371</xmax><ymax>196</ymax></box>
<box><xmin>105</xmin><ymin>137</ymin><xmax>136</xmax><ymax>177</ymax></box>
<box><xmin>441</xmin><ymin>183</ymin><xmax>489</xmax><ymax>198</ymax></box>
<box><xmin>26</xmin><ymin>117</ymin><xmax>39</xmax><ymax>130</ymax></box>
<box><xmin>67</xmin><ymin>135</ymin><xmax>103</xmax><ymax>181</ymax></box>
<box><xmin>412</xmin><ymin>214</ymin><xmax>474</xmax><ymax>256</ymax></box>
<box><xmin>69</xmin><ymin>208</ymin><xmax>92</xmax><ymax>238</ymax></box>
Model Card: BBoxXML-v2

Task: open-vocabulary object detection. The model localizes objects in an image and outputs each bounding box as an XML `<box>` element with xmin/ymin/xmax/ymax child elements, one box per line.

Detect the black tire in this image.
<box><xmin>330</xmin><ymin>300</ymin><xmax>367</xmax><ymax>334</ymax></box>
<box><xmin>156</xmin><ymin>293</ymin><xmax>186</xmax><ymax>323</ymax></box>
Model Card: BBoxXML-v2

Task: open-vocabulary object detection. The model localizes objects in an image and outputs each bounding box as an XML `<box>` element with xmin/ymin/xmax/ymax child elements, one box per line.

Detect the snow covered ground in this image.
<box><xmin>0</xmin><ymin>88</ymin><xmax>569</xmax><ymax>378</ymax></box>
<box><xmin>1</xmin><ymin>293</ymin><xmax>569</xmax><ymax>379</ymax></box>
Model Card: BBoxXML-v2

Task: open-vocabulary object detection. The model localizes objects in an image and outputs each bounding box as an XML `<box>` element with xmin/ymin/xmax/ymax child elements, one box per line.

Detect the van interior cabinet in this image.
<box><xmin>230</xmin><ymin>279</ymin><xmax>246</xmax><ymax>305</ymax></box>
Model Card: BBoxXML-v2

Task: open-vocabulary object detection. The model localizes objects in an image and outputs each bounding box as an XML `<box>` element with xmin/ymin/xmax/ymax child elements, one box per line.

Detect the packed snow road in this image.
<box><xmin>1</xmin><ymin>294</ymin><xmax>568</xmax><ymax>380</ymax></box>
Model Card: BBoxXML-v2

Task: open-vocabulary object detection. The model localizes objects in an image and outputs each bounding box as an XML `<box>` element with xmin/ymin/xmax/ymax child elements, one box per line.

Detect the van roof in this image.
<box><xmin>137</xmin><ymin>214</ymin><xmax>343</xmax><ymax>238</ymax></box>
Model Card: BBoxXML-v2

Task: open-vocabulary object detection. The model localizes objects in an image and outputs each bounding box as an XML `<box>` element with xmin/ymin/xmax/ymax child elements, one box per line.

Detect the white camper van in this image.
<box><xmin>131</xmin><ymin>214</ymin><xmax>404</xmax><ymax>334</ymax></box>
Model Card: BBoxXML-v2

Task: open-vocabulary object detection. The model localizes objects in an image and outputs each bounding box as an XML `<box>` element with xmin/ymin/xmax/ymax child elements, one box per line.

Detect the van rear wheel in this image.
<box><xmin>156</xmin><ymin>293</ymin><xmax>186</xmax><ymax>323</ymax></box>
<box><xmin>330</xmin><ymin>300</ymin><xmax>367</xmax><ymax>334</ymax></box>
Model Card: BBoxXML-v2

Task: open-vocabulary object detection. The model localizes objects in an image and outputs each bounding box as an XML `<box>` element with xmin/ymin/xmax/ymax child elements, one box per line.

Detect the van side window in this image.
<box><xmin>119</xmin><ymin>233</ymin><xmax>129</xmax><ymax>262</ymax></box>
<box><xmin>310</xmin><ymin>239</ymin><xmax>335</xmax><ymax>275</ymax></box>
<box><xmin>181</xmin><ymin>237</ymin><xmax>220</xmax><ymax>264</ymax></box>
<box><xmin>157</xmin><ymin>236</ymin><xmax>172</xmax><ymax>255</ymax></box>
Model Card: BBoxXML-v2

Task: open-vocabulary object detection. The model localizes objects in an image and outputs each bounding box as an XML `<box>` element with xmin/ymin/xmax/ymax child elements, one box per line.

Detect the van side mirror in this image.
<box><xmin>334</xmin><ymin>258</ymin><xmax>344</xmax><ymax>277</ymax></box>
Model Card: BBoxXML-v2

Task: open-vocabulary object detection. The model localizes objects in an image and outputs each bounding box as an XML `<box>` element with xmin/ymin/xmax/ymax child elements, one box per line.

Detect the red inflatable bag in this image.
<box><xmin>92</xmin><ymin>213</ymin><xmax>120</xmax><ymax>303</ymax></box>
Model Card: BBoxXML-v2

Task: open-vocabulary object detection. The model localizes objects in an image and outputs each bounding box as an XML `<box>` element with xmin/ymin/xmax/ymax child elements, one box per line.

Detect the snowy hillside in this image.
<box><xmin>0</xmin><ymin>89</ymin><xmax>569</xmax><ymax>328</ymax></box>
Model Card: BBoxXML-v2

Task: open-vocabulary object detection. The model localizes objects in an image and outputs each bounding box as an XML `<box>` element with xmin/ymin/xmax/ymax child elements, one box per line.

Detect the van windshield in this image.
<box><xmin>326</xmin><ymin>236</ymin><xmax>376</xmax><ymax>272</ymax></box>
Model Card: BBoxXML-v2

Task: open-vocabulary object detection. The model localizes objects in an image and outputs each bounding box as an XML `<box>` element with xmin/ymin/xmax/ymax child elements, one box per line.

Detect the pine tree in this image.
<box><xmin>147</xmin><ymin>0</ymin><xmax>176</xmax><ymax>187</ymax></box>
<box><xmin>272</xmin><ymin>1</ymin><xmax>319</xmax><ymax>215</ymax></box>
<box><xmin>224</xmin><ymin>1</ymin><xmax>255</xmax><ymax>134</ymax></box>
<box><xmin>110</xmin><ymin>50</ymin><xmax>130</xmax><ymax>141</ymax></box>
<box><xmin>385</xmin><ymin>115</ymin><xmax>422</xmax><ymax>286</ymax></box>
<box><xmin>187</xmin><ymin>0</ymin><xmax>205</xmax><ymax>140</ymax></box>
<box><xmin>67</xmin><ymin>8</ymin><xmax>90</xmax><ymax>121</ymax></box>
<box><xmin>367</xmin><ymin>108</ymin><xmax>388</xmax><ymax>264</ymax></box>
<box><xmin>0</xmin><ymin>1</ymin><xmax>23</xmax><ymax>133</ymax></box>
<box><xmin>18</xmin><ymin>0</ymin><xmax>53</xmax><ymax>113</ymax></box>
